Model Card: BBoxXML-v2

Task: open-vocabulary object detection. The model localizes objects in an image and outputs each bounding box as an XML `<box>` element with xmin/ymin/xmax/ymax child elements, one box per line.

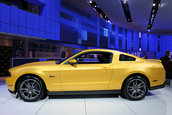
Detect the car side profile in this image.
<box><xmin>6</xmin><ymin>49</ymin><xmax>165</xmax><ymax>102</ymax></box>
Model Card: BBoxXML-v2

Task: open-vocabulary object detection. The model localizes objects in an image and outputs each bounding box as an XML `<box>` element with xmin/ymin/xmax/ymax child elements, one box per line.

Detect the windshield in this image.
<box><xmin>56</xmin><ymin>50</ymin><xmax>82</xmax><ymax>64</ymax></box>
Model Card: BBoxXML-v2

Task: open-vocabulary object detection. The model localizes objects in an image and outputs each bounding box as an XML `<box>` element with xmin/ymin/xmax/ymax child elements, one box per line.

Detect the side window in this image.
<box><xmin>75</xmin><ymin>52</ymin><xmax>113</xmax><ymax>64</ymax></box>
<box><xmin>119</xmin><ymin>54</ymin><xmax>136</xmax><ymax>61</ymax></box>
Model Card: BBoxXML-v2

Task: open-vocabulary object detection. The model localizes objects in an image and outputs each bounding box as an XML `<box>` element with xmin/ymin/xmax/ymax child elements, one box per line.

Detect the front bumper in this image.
<box><xmin>150</xmin><ymin>82</ymin><xmax>165</xmax><ymax>90</ymax></box>
<box><xmin>8</xmin><ymin>89</ymin><xmax>15</xmax><ymax>94</ymax></box>
<box><xmin>6</xmin><ymin>77</ymin><xmax>15</xmax><ymax>92</ymax></box>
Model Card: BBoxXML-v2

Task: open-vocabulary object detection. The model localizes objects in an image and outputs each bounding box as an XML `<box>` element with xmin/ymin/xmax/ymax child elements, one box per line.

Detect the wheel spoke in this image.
<box><xmin>135</xmin><ymin>80</ymin><xmax>138</xmax><ymax>86</ymax></box>
<box><xmin>134</xmin><ymin>91</ymin><xmax>137</xmax><ymax>98</ymax></box>
<box><xmin>127</xmin><ymin>86</ymin><xmax>134</xmax><ymax>91</ymax></box>
<box><xmin>32</xmin><ymin>83</ymin><xmax>38</xmax><ymax>88</ymax></box>
<box><xmin>32</xmin><ymin>89</ymin><xmax>40</xmax><ymax>95</ymax></box>
<box><xmin>132</xmin><ymin>90</ymin><xmax>136</xmax><ymax>97</ymax></box>
<box><xmin>137</xmin><ymin>89</ymin><xmax>145</xmax><ymax>94</ymax></box>
<box><xmin>128</xmin><ymin>88</ymin><xmax>134</xmax><ymax>91</ymax></box>
<box><xmin>28</xmin><ymin>93</ymin><xmax>32</xmax><ymax>99</ymax></box>
<box><xmin>32</xmin><ymin>81</ymin><xmax>38</xmax><ymax>88</ymax></box>
<box><xmin>26</xmin><ymin>92</ymin><xmax>30</xmax><ymax>97</ymax></box>
<box><xmin>32</xmin><ymin>81</ymin><xmax>36</xmax><ymax>87</ymax></box>
<box><xmin>128</xmin><ymin>86</ymin><xmax>133</xmax><ymax>88</ymax></box>
<box><xmin>24</xmin><ymin>81</ymin><xmax>30</xmax><ymax>88</ymax></box>
<box><xmin>132</xmin><ymin>81</ymin><xmax>136</xmax><ymax>86</ymax></box>
<box><xmin>20</xmin><ymin>88</ymin><xmax>28</xmax><ymax>91</ymax></box>
<box><xmin>138</xmin><ymin>83</ymin><xmax>144</xmax><ymax>88</ymax></box>
<box><xmin>33</xmin><ymin>89</ymin><xmax>40</xmax><ymax>93</ymax></box>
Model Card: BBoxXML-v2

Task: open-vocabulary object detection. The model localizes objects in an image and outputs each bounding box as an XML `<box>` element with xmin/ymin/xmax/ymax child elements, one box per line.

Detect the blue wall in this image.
<box><xmin>0</xmin><ymin>0</ymin><xmax>171</xmax><ymax>59</ymax></box>
<box><xmin>0</xmin><ymin>0</ymin><xmax>60</xmax><ymax>40</ymax></box>
<box><xmin>158</xmin><ymin>35</ymin><xmax>172</xmax><ymax>58</ymax></box>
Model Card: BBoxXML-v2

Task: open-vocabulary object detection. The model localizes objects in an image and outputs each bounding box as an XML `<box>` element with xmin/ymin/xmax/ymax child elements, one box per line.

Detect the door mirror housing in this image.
<box><xmin>69</xmin><ymin>59</ymin><xmax>77</xmax><ymax>65</ymax></box>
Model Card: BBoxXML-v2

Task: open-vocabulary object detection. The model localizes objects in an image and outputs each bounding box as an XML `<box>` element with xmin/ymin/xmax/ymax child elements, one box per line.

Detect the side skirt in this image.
<box><xmin>48</xmin><ymin>90</ymin><xmax>121</xmax><ymax>95</ymax></box>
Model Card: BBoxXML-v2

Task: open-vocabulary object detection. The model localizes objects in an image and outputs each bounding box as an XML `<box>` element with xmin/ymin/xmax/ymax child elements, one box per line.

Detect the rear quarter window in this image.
<box><xmin>119</xmin><ymin>54</ymin><xmax>136</xmax><ymax>61</ymax></box>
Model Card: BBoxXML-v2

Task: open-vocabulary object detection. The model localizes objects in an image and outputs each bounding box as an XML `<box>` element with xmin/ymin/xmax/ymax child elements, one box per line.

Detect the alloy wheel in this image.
<box><xmin>19</xmin><ymin>79</ymin><xmax>41</xmax><ymax>101</ymax></box>
<box><xmin>127</xmin><ymin>78</ymin><xmax>147</xmax><ymax>99</ymax></box>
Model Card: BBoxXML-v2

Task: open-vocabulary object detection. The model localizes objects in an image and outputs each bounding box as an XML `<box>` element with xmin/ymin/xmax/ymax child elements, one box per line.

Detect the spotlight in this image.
<box><xmin>107</xmin><ymin>20</ymin><xmax>111</xmax><ymax>23</ymax></box>
<box><xmin>139</xmin><ymin>48</ymin><xmax>142</xmax><ymax>52</ymax></box>
<box><xmin>100</xmin><ymin>13</ymin><xmax>103</xmax><ymax>17</ymax></box>
<box><xmin>123</xmin><ymin>0</ymin><xmax>127</xmax><ymax>4</ymax></box>
<box><xmin>89</xmin><ymin>1</ymin><xmax>92</xmax><ymax>4</ymax></box>
<box><xmin>104</xmin><ymin>15</ymin><xmax>109</xmax><ymax>20</ymax></box>
<box><xmin>128</xmin><ymin>19</ymin><xmax>131</xmax><ymax>22</ymax></box>
<box><xmin>152</xmin><ymin>14</ymin><xmax>155</xmax><ymax>18</ymax></box>
<box><xmin>151</xmin><ymin>18</ymin><xmax>154</xmax><ymax>21</ymax></box>
<box><xmin>147</xmin><ymin>29</ymin><xmax>151</xmax><ymax>32</ymax></box>
<box><xmin>153</xmin><ymin>3</ymin><xmax>156</xmax><ymax>6</ymax></box>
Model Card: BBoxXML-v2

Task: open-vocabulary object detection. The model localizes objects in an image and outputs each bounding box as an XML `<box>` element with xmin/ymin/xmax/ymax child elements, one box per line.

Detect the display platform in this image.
<box><xmin>0</xmin><ymin>84</ymin><xmax>172</xmax><ymax>115</ymax></box>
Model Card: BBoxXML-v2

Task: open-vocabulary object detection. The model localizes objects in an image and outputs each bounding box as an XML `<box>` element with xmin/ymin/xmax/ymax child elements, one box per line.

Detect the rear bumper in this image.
<box><xmin>150</xmin><ymin>82</ymin><xmax>165</xmax><ymax>90</ymax></box>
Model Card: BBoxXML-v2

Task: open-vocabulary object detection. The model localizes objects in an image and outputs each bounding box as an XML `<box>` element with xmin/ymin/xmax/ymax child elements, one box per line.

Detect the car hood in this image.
<box><xmin>9</xmin><ymin>61</ymin><xmax>57</xmax><ymax>72</ymax></box>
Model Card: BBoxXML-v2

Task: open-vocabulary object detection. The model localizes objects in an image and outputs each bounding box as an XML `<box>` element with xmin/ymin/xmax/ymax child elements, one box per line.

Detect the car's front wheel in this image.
<box><xmin>122</xmin><ymin>76</ymin><xmax>148</xmax><ymax>100</ymax></box>
<box><xmin>17</xmin><ymin>76</ymin><xmax>45</xmax><ymax>102</ymax></box>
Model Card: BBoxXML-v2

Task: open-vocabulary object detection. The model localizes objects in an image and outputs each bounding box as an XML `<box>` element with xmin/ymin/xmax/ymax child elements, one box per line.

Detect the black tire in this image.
<box><xmin>120</xmin><ymin>93</ymin><xmax>126</xmax><ymax>99</ymax></box>
<box><xmin>41</xmin><ymin>91</ymin><xmax>47</xmax><ymax>100</ymax></box>
<box><xmin>122</xmin><ymin>76</ymin><xmax>148</xmax><ymax>100</ymax></box>
<box><xmin>17</xmin><ymin>76</ymin><xmax>45</xmax><ymax>102</ymax></box>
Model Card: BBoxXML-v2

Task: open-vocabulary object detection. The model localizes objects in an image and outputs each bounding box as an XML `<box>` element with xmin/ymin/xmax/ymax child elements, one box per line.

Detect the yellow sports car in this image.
<box><xmin>6</xmin><ymin>49</ymin><xmax>165</xmax><ymax>102</ymax></box>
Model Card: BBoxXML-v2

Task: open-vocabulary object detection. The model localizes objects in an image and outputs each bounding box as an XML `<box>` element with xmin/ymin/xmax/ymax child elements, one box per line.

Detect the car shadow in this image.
<box><xmin>48</xmin><ymin>94</ymin><xmax>119</xmax><ymax>99</ymax></box>
<box><xmin>48</xmin><ymin>91</ymin><xmax>154</xmax><ymax>99</ymax></box>
<box><xmin>146</xmin><ymin>91</ymin><xmax>155</xmax><ymax>96</ymax></box>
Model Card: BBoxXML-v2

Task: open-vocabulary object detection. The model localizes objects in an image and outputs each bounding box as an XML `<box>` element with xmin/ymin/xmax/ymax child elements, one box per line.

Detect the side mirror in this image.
<box><xmin>69</xmin><ymin>59</ymin><xmax>77</xmax><ymax>65</ymax></box>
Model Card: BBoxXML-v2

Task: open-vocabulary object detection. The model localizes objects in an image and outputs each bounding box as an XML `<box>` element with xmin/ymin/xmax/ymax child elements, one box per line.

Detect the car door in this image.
<box><xmin>59</xmin><ymin>51</ymin><xmax>113</xmax><ymax>91</ymax></box>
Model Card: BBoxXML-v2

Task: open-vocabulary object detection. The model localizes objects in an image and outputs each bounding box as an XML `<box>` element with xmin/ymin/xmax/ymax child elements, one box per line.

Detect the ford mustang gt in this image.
<box><xmin>6</xmin><ymin>49</ymin><xmax>165</xmax><ymax>102</ymax></box>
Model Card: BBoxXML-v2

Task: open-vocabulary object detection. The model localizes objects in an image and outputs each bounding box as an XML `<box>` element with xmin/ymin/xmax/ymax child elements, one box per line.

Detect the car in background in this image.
<box><xmin>6</xmin><ymin>49</ymin><xmax>165</xmax><ymax>102</ymax></box>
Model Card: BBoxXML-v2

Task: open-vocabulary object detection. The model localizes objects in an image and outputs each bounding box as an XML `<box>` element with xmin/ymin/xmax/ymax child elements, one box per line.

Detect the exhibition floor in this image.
<box><xmin>0</xmin><ymin>84</ymin><xmax>172</xmax><ymax>115</ymax></box>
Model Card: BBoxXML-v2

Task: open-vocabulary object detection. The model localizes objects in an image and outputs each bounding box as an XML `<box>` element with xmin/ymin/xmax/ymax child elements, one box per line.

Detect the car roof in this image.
<box><xmin>82</xmin><ymin>49</ymin><xmax>144</xmax><ymax>60</ymax></box>
<box><xmin>82</xmin><ymin>49</ymin><xmax>120</xmax><ymax>53</ymax></box>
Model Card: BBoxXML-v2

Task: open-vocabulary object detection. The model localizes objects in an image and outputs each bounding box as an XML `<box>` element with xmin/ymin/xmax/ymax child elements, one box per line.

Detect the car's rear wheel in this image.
<box><xmin>17</xmin><ymin>76</ymin><xmax>45</xmax><ymax>102</ymax></box>
<box><xmin>122</xmin><ymin>76</ymin><xmax>148</xmax><ymax>100</ymax></box>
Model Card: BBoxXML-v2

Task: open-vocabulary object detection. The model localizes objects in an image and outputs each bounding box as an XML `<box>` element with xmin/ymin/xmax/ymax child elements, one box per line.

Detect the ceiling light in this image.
<box><xmin>89</xmin><ymin>1</ymin><xmax>92</xmax><ymax>4</ymax></box>
<box><xmin>146</xmin><ymin>0</ymin><xmax>161</xmax><ymax>33</ymax></box>
<box><xmin>120</xmin><ymin>0</ymin><xmax>132</xmax><ymax>22</ymax></box>
<box><xmin>128</xmin><ymin>19</ymin><xmax>131</xmax><ymax>22</ymax></box>
<box><xmin>100</xmin><ymin>13</ymin><xmax>103</xmax><ymax>17</ymax></box>
<box><xmin>152</xmin><ymin>14</ymin><xmax>155</xmax><ymax>18</ymax></box>
<box><xmin>88</xmin><ymin>1</ymin><xmax>111</xmax><ymax>23</ymax></box>
<box><xmin>123</xmin><ymin>0</ymin><xmax>127</xmax><ymax>4</ymax></box>
<box><xmin>107</xmin><ymin>20</ymin><xmax>111</xmax><ymax>23</ymax></box>
<box><xmin>139</xmin><ymin>48</ymin><xmax>142</xmax><ymax>52</ymax></box>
